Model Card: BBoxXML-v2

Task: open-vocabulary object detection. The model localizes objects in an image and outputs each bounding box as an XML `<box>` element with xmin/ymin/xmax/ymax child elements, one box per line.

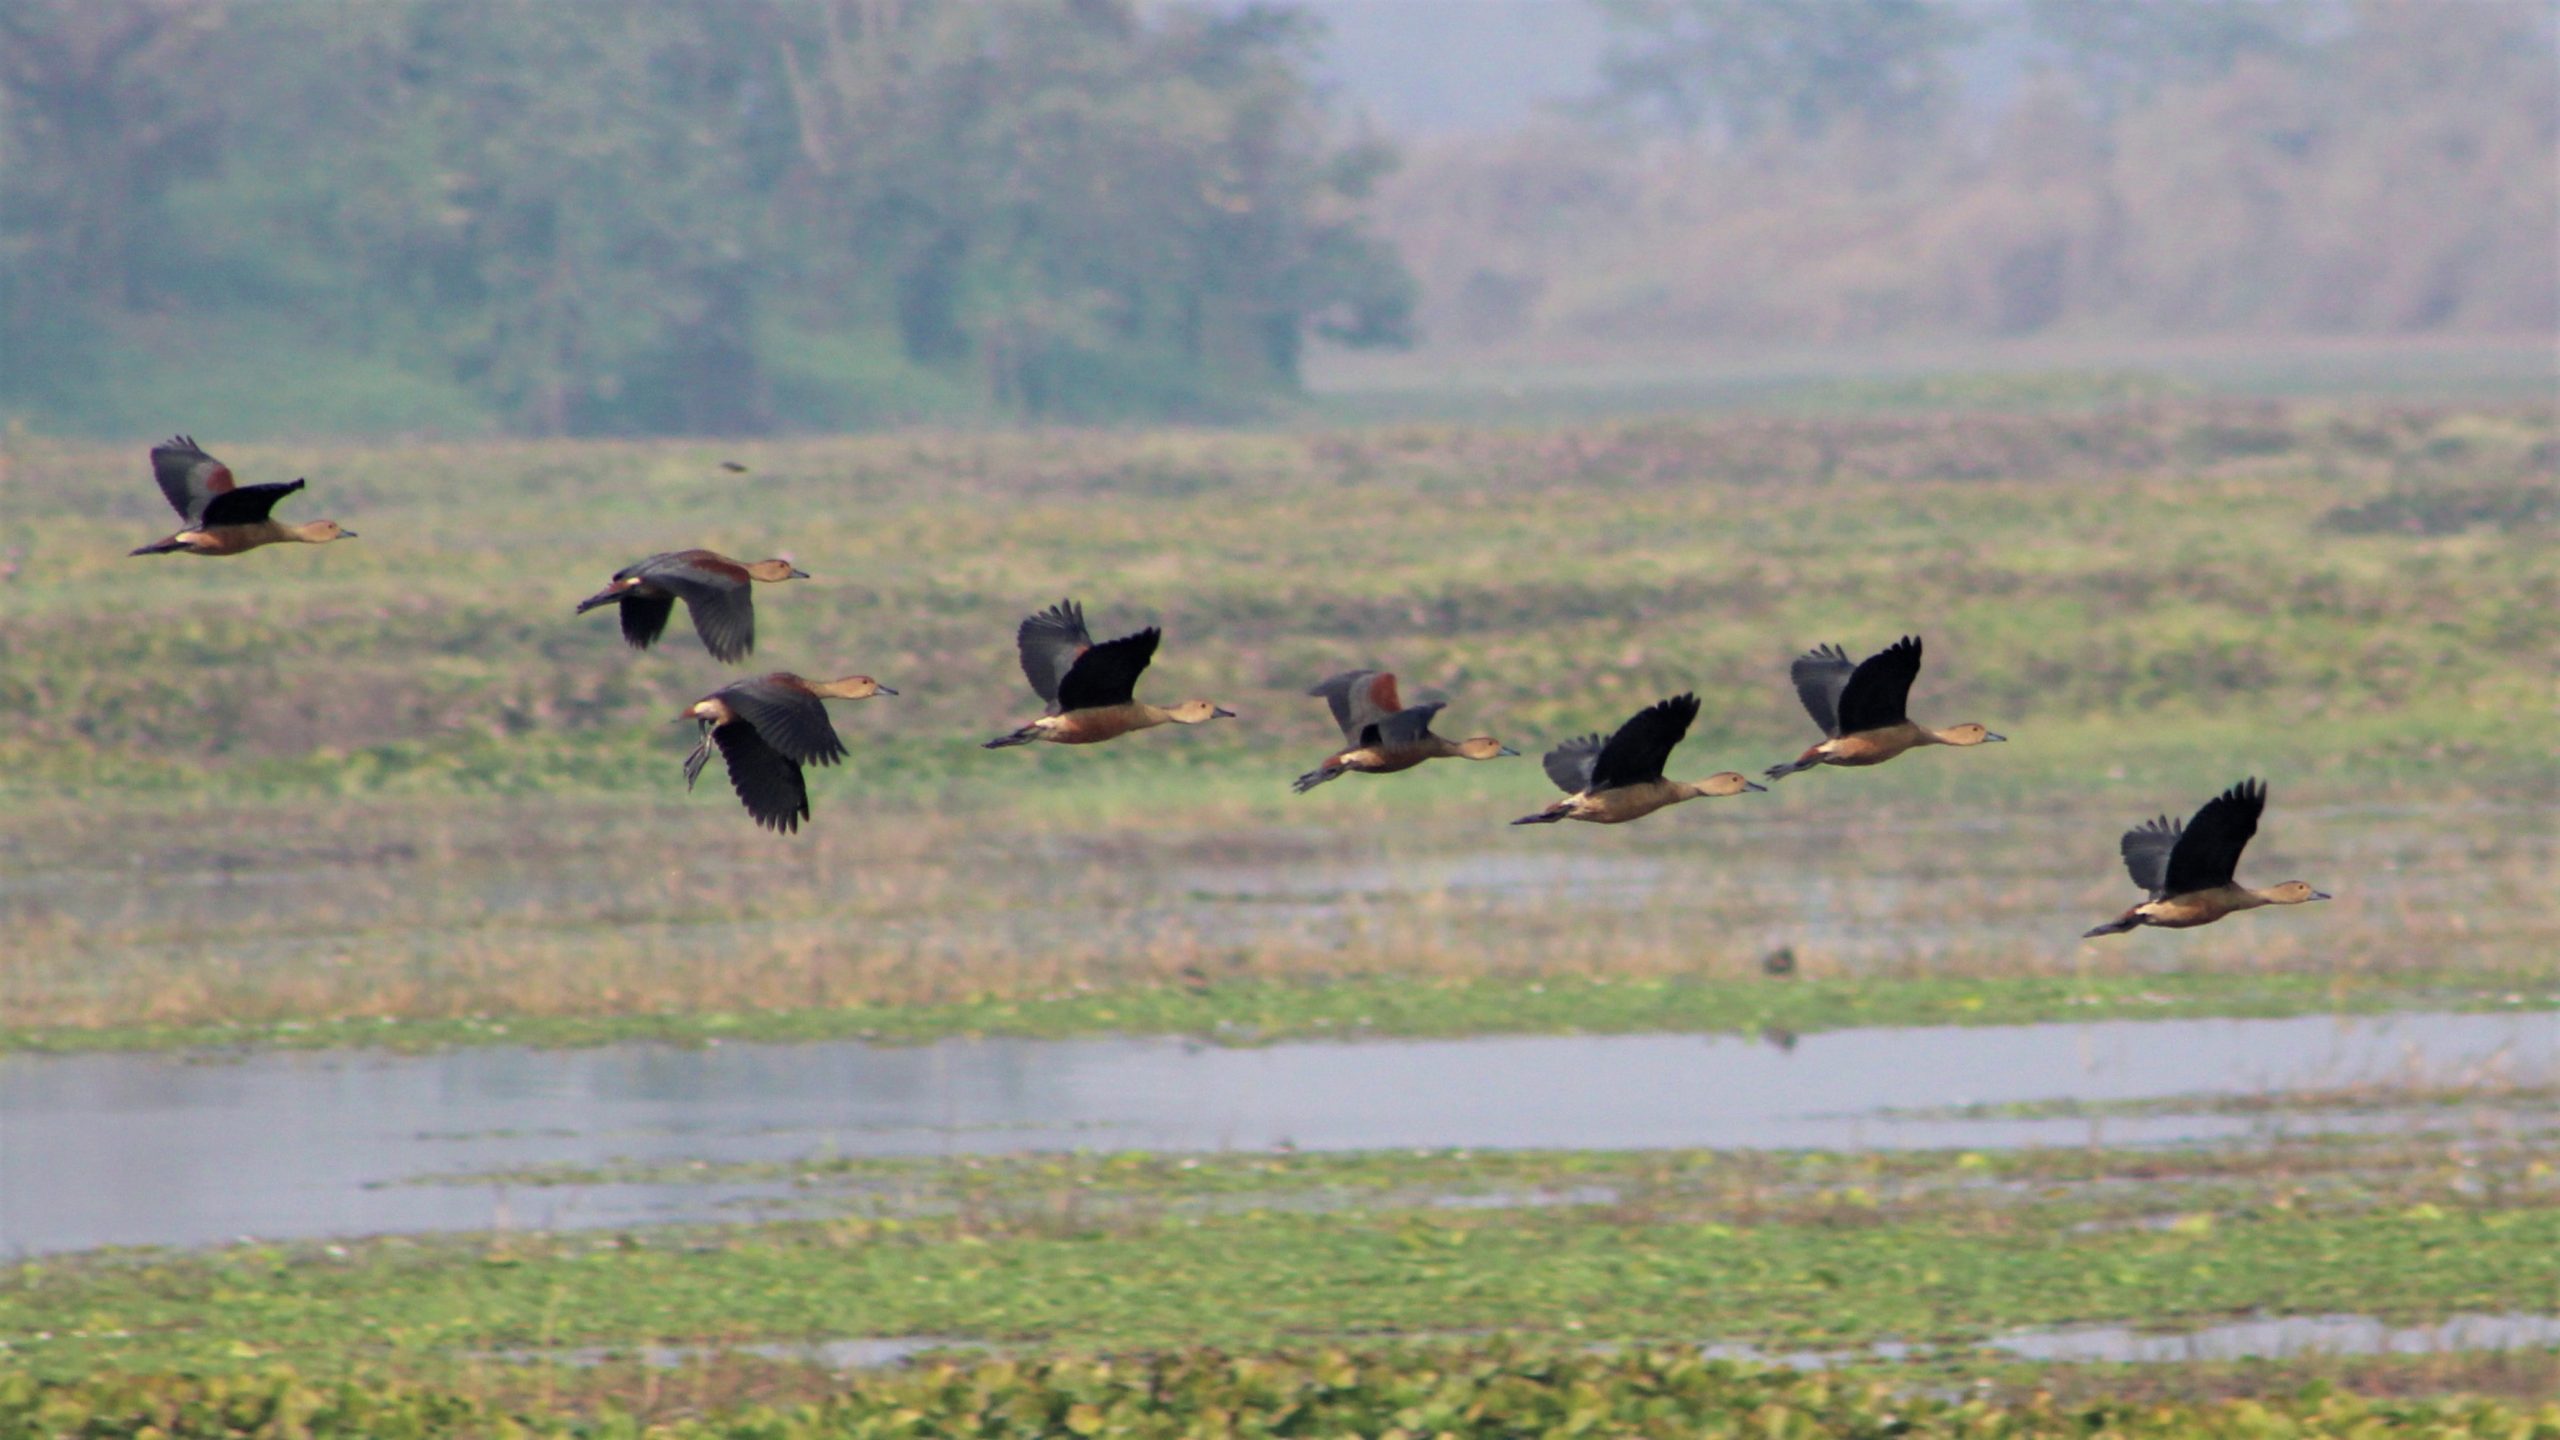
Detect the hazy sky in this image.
<box><xmin>1289</xmin><ymin>0</ymin><xmax>1613</xmax><ymax>134</ymax></box>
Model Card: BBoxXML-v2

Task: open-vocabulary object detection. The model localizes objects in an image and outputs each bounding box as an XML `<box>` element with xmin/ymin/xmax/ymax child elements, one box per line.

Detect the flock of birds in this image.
<box><xmin>126</xmin><ymin>436</ymin><xmax>2332</xmax><ymax>940</ymax></box>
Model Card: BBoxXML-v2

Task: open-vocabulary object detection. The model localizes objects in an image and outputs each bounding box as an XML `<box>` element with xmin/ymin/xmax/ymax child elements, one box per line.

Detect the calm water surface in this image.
<box><xmin>1</xmin><ymin>1010</ymin><xmax>2548</xmax><ymax>1255</ymax></box>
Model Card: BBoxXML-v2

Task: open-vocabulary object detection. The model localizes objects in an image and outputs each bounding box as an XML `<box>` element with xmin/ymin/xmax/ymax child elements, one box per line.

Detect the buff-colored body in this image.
<box><xmin>1313</xmin><ymin>734</ymin><xmax>1511</xmax><ymax>781</ymax></box>
<box><xmin>143</xmin><ymin>519</ymin><xmax>352</xmax><ymax>557</ymax></box>
<box><xmin>1003</xmin><ymin>700</ymin><xmax>1230</xmax><ymax>746</ymax></box>
<box><xmin>1782</xmin><ymin>721</ymin><xmax>2000</xmax><ymax>774</ymax></box>
<box><xmin>1523</xmin><ymin>772</ymin><xmax>1762</xmax><ymax>825</ymax></box>
<box><xmin>2092</xmin><ymin>881</ymin><xmax>2327</xmax><ymax>935</ymax></box>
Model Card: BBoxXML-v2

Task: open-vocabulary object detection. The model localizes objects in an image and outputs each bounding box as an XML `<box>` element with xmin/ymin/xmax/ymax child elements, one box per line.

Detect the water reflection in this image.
<box><xmin>0</xmin><ymin>1009</ymin><xmax>2548</xmax><ymax>1255</ymax></box>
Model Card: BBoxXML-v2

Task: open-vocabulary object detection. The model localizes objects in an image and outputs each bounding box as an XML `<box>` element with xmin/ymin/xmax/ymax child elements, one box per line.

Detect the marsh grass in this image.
<box><xmin>2</xmin><ymin>402</ymin><xmax>2551</xmax><ymax>1043</ymax></box>
<box><xmin>5</xmin><ymin>1134</ymin><xmax>2554</xmax><ymax>1397</ymax></box>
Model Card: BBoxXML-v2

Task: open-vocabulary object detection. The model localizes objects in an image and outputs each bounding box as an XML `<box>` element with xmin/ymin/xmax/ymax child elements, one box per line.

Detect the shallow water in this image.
<box><xmin>496</xmin><ymin>1312</ymin><xmax>2560</xmax><ymax>1376</ymax></box>
<box><xmin>1</xmin><ymin>1010</ymin><xmax>2548</xmax><ymax>1255</ymax></box>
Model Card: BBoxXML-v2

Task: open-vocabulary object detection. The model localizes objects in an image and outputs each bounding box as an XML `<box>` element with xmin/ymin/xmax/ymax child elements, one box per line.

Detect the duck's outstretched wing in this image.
<box><xmin>149</xmin><ymin>435</ymin><xmax>234</xmax><ymax>522</ymax></box>
<box><xmin>1541</xmin><ymin>733</ymin><xmax>1605</xmax><ymax>794</ymax></box>
<box><xmin>1056</xmin><ymin>627</ymin><xmax>1160</xmax><ymax>712</ymax></box>
<box><xmin>635</xmin><ymin>552</ymin><xmax>757</xmax><ymax>662</ymax></box>
<box><xmin>1589</xmin><ymin>693</ymin><xmax>1699</xmax><ymax>791</ymax></box>
<box><xmin>720</xmin><ymin>676</ymin><xmax>848</xmax><ymax>766</ymax></box>
<box><xmin>199</xmin><ymin>479</ymin><xmax>306</xmax><ymax>527</ymax></box>
<box><xmin>1016</xmin><ymin>599</ymin><xmax>1096</xmax><ymax>707</ymax></box>
<box><xmin>2164</xmin><ymin>778</ymin><xmax>2264</xmax><ymax>896</ymax></box>
<box><xmin>713</xmin><ymin>724</ymin><xmax>811</xmax><ymax>834</ymax></box>
<box><xmin>1369</xmin><ymin>701</ymin><xmax>1448</xmax><ymax>748</ymax></box>
<box><xmin>1835</xmin><ymin>635</ymin><xmax>1922</xmax><ymax>736</ymax></box>
<box><xmin>1788</xmin><ymin>643</ymin><xmax>1856</xmax><ymax>737</ymax></box>
<box><xmin>1309</xmin><ymin>670</ymin><xmax>1403</xmax><ymax>744</ymax></box>
<box><xmin>2118</xmin><ymin>815</ymin><xmax>2183</xmax><ymax>897</ymax></box>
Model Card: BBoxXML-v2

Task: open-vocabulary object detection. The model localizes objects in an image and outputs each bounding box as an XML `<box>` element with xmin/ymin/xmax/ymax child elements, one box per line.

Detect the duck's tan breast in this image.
<box><xmin>188</xmin><ymin>524</ymin><xmax>288</xmax><ymax>556</ymax></box>
<box><xmin>1827</xmin><ymin>723</ymin><xmax>1925</xmax><ymax>766</ymax></box>
<box><xmin>1050</xmin><ymin>705</ymin><xmax>1162</xmax><ymax>744</ymax></box>
<box><xmin>1340</xmin><ymin>746</ymin><xmax>1430</xmax><ymax>775</ymax></box>
<box><xmin>2139</xmin><ymin>886</ymin><xmax>2259</xmax><ymax>928</ymax></box>
<box><xmin>1576</xmin><ymin>780</ymin><xmax>1688</xmax><ymax>824</ymax></box>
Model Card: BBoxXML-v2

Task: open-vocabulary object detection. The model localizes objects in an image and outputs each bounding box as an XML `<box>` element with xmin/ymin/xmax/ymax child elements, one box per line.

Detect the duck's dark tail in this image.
<box><xmin>982</xmin><ymin>726</ymin><xmax>1039</xmax><ymax>750</ymax></box>
<box><xmin>1291</xmin><ymin>764</ymin><xmax>1343</xmax><ymax>795</ymax></box>
<box><xmin>681</xmin><ymin>728</ymin><xmax>716</xmax><ymax>790</ymax></box>
<box><xmin>129</xmin><ymin>537</ymin><xmax>187</xmax><ymax>557</ymax></box>
<box><xmin>2081</xmin><ymin>910</ymin><xmax>2141</xmax><ymax>939</ymax></box>
<box><xmin>1763</xmin><ymin>749</ymin><xmax>1821</xmax><ymax>782</ymax></box>
<box><xmin>1510</xmin><ymin>807</ymin><xmax>1568</xmax><ymax>826</ymax></box>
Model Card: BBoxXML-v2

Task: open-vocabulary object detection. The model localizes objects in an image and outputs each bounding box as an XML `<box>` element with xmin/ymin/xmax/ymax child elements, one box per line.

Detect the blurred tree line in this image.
<box><xmin>1392</xmin><ymin>0</ymin><xmax>2554</xmax><ymax>350</ymax></box>
<box><xmin>0</xmin><ymin>0</ymin><xmax>1413</xmax><ymax>436</ymax></box>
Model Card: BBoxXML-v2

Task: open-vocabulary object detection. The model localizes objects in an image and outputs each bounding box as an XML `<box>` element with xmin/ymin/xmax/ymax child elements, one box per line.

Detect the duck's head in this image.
<box><xmin>813</xmin><ymin>675</ymin><xmax>895</xmax><ymax>700</ymax></box>
<box><xmin>1458</xmin><ymin>736</ymin><xmax>1519</xmax><ymax>761</ymax></box>
<box><xmin>1937</xmin><ymin>723</ymin><xmax>2005</xmax><ymax>747</ymax></box>
<box><xmin>2264</xmin><ymin>881</ymin><xmax>2332</xmax><ymax>905</ymax></box>
<box><xmin>746</xmin><ymin>558</ymin><xmax>810</xmax><ymax>582</ymax></box>
<box><xmin>1167</xmin><ymin>700</ymin><xmax>1236</xmax><ymax>725</ymax></box>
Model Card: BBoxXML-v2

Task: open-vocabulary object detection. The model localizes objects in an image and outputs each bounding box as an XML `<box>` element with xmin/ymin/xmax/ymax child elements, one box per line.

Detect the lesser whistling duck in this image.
<box><xmin>1514</xmin><ymin>693</ymin><xmax>1764</xmax><ymax>825</ymax></box>
<box><xmin>576</xmin><ymin>550</ymin><xmax>808</xmax><ymax>663</ymax></box>
<box><xmin>1293</xmin><ymin>669</ymin><xmax>1517</xmax><ymax>793</ymax></box>
<box><xmin>1765</xmin><ymin>635</ymin><xmax>2004</xmax><ymax>780</ymax></box>
<box><xmin>2083</xmin><ymin>778</ymin><xmax>2330</xmax><ymax>937</ymax></box>
<box><xmin>983</xmin><ymin>598</ymin><xmax>1234</xmax><ymax>748</ymax></box>
<box><xmin>128</xmin><ymin>436</ymin><xmax>357</xmax><ymax>557</ymax></box>
<box><xmin>679</xmin><ymin>672</ymin><xmax>895</xmax><ymax>833</ymax></box>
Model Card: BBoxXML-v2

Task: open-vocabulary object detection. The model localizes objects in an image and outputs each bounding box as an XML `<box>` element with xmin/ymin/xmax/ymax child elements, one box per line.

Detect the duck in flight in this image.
<box><xmin>128</xmin><ymin>436</ymin><xmax>356</xmax><ymax>557</ymax></box>
<box><xmin>1293</xmin><ymin>670</ymin><xmax>1515</xmax><ymax>793</ymax></box>
<box><xmin>680</xmin><ymin>672</ymin><xmax>894</xmax><ymax>833</ymax></box>
<box><xmin>984</xmin><ymin>598</ymin><xmax>1234</xmax><ymax>748</ymax></box>
<box><xmin>1765</xmin><ymin>635</ymin><xmax>2004</xmax><ymax>780</ymax></box>
<box><xmin>576</xmin><ymin>550</ymin><xmax>807</xmax><ymax>663</ymax></box>
<box><xmin>1515</xmin><ymin>693</ymin><xmax>1763</xmax><ymax>825</ymax></box>
<box><xmin>2083</xmin><ymin>778</ymin><xmax>2330</xmax><ymax>937</ymax></box>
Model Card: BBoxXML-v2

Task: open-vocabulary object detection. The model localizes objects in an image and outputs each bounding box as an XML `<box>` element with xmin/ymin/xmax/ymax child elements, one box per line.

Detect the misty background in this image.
<box><xmin>2</xmin><ymin>0</ymin><xmax>2551</xmax><ymax>440</ymax></box>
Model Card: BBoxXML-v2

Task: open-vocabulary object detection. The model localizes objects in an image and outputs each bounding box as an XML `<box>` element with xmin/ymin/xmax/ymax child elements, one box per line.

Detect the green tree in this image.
<box><xmin>1587</xmin><ymin>0</ymin><xmax>1975</xmax><ymax>142</ymax></box>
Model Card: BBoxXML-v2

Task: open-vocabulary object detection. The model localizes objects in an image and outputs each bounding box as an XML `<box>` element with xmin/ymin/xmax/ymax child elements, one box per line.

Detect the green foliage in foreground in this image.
<box><xmin>10</xmin><ymin>1193</ymin><xmax>2555</xmax><ymax>1382</ymax></box>
<box><xmin>6</xmin><ymin>969</ymin><xmax>2549</xmax><ymax>1056</ymax></box>
<box><xmin>6</xmin><ymin>1353</ymin><xmax>2557</xmax><ymax>1440</ymax></box>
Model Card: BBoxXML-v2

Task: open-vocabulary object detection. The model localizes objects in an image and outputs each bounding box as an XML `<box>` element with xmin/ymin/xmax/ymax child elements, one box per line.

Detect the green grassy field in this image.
<box><xmin>8</xmin><ymin>1135</ymin><xmax>2555</xmax><ymax>1413</ymax></box>
<box><xmin>3</xmin><ymin>399</ymin><xmax>2552</xmax><ymax>1044</ymax></box>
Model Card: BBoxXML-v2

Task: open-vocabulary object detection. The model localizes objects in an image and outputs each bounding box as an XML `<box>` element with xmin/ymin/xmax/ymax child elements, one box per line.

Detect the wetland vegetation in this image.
<box><xmin>6</xmin><ymin>397</ymin><xmax>2552</xmax><ymax>1427</ymax></box>
<box><xmin>3</xmin><ymin>400</ymin><xmax>2552</xmax><ymax>1049</ymax></box>
<box><xmin>7</xmin><ymin>1135</ymin><xmax>2556</xmax><ymax>1416</ymax></box>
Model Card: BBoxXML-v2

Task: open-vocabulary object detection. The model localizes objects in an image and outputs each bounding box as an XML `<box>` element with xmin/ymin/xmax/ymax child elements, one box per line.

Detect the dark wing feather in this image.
<box><xmin>1590</xmin><ymin>693</ymin><xmax>1701</xmax><ymax>791</ymax></box>
<box><xmin>1834</xmin><ymin>636</ymin><xmax>1922</xmax><ymax>736</ymax></box>
<box><xmin>149</xmin><ymin>435</ymin><xmax>237</xmax><ymax>522</ymax></box>
<box><xmin>640</xmin><ymin>554</ymin><xmax>756</xmax><ymax>662</ymax></box>
<box><xmin>2164</xmin><ymin>778</ymin><xmax>2265</xmax><ymax>896</ymax></box>
<box><xmin>199</xmin><ymin>479</ymin><xmax>305</xmax><ymax>527</ymax></box>
<box><xmin>1057</xmin><ymin>627</ymin><xmax>1160</xmax><ymax>712</ymax></box>
<box><xmin>720</xmin><ymin>676</ymin><xmax>847</xmax><ymax>766</ymax></box>
<box><xmin>2118</xmin><ymin>815</ymin><xmax>2183</xmax><ymax>897</ymax></box>
<box><xmin>1308</xmin><ymin>669</ymin><xmax>1403</xmax><ymax>743</ymax></box>
<box><xmin>1372</xmin><ymin>701</ymin><xmax>1446</xmax><ymax>748</ymax></box>
<box><xmin>712</xmin><ymin>724</ymin><xmax>810</xmax><ymax>833</ymax></box>
<box><xmin>619</xmin><ymin>594</ymin><xmax>677</xmax><ymax>650</ymax></box>
<box><xmin>1788</xmin><ymin>643</ymin><xmax>1856</xmax><ymax>737</ymax></box>
<box><xmin>1541</xmin><ymin>733</ymin><xmax>1607</xmax><ymax>794</ymax></box>
<box><xmin>1016</xmin><ymin>599</ymin><xmax>1094</xmax><ymax>705</ymax></box>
